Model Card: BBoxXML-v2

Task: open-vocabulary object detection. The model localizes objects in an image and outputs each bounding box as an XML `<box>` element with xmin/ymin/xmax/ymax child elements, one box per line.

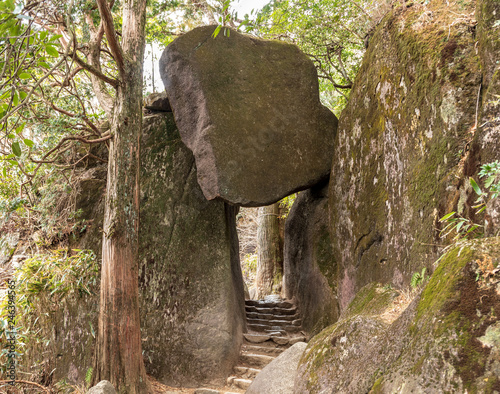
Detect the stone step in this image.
<box><xmin>234</xmin><ymin>365</ymin><xmax>261</xmax><ymax>379</ymax></box>
<box><xmin>246</xmin><ymin>311</ymin><xmax>299</xmax><ymax>321</ymax></box>
<box><xmin>271</xmin><ymin>336</ymin><xmax>290</xmax><ymax>345</ymax></box>
<box><xmin>243</xmin><ymin>333</ymin><xmax>272</xmax><ymax>343</ymax></box>
<box><xmin>289</xmin><ymin>336</ymin><xmax>307</xmax><ymax>345</ymax></box>
<box><xmin>245</xmin><ymin>305</ymin><xmax>297</xmax><ymax>316</ymax></box>
<box><xmin>266</xmin><ymin>329</ymin><xmax>288</xmax><ymax>336</ymax></box>
<box><xmin>249</xmin><ymin>323</ymin><xmax>302</xmax><ymax>333</ymax></box>
<box><xmin>240</xmin><ymin>353</ymin><xmax>275</xmax><ymax>368</ymax></box>
<box><xmin>245</xmin><ymin>299</ymin><xmax>295</xmax><ymax>309</ymax></box>
<box><xmin>234</xmin><ymin>378</ymin><xmax>252</xmax><ymax>390</ymax></box>
<box><xmin>247</xmin><ymin>318</ymin><xmax>302</xmax><ymax>327</ymax></box>
<box><xmin>243</xmin><ymin>344</ymin><xmax>284</xmax><ymax>356</ymax></box>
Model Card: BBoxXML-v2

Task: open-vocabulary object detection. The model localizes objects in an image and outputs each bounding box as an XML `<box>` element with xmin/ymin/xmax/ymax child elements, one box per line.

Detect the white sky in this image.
<box><xmin>144</xmin><ymin>0</ymin><xmax>271</xmax><ymax>93</ymax></box>
<box><xmin>232</xmin><ymin>0</ymin><xmax>270</xmax><ymax>18</ymax></box>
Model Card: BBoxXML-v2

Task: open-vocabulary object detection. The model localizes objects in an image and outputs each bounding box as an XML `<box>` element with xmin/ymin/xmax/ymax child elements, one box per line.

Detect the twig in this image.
<box><xmin>0</xmin><ymin>380</ymin><xmax>51</xmax><ymax>393</ymax></box>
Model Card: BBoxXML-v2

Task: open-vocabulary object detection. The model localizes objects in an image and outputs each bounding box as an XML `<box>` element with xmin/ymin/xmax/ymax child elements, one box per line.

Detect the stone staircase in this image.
<box><xmin>226</xmin><ymin>295</ymin><xmax>307</xmax><ymax>391</ymax></box>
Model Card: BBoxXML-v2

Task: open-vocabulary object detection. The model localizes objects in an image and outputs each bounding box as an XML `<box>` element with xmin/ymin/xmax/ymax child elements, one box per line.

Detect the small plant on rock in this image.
<box><xmin>439</xmin><ymin>161</ymin><xmax>500</xmax><ymax>240</ymax></box>
<box><xmin>411</xmin><ymin>267</ymin><xmax>427</xmax><ymax>288</ymax></box>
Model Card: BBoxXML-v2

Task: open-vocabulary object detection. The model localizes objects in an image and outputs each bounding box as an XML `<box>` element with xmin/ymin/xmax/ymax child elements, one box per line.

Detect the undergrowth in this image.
<box><xmin>0</xmin><ymin>249</ymin><xmax>99</xmax><ymax>380</ymax></box>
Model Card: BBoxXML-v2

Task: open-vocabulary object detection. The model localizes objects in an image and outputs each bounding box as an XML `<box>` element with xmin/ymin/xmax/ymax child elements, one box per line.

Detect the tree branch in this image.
<box><xmin>72</xmin><ymin>52</ymin><xmax>119</xmax><ymax>88</ymax></box>
<box><xmin>96</xmin><ymin>0</ymin><xmax>124</xmax><ymax>74</ymax></box>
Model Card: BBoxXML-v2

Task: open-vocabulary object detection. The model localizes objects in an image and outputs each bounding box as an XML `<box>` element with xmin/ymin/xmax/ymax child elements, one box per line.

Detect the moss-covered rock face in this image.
<box><xmin>294</xmin><ymin>237</ymin><xmax>500</xmax><ymax>393</ymax></box>
<box><xmin>139</xmin><ymin>113</ymin><xmax>246</xmax><ymax>386</ymax></box>
<box><xmin>160</xmin><ymin>25</ymin><xmax>337</xmax><ymax>207</ymax></box>
<box><xmin>329</xmin><ymin>1</ymin><xmax>483</xmax><ymax>310</ymax></box>
<box><xmin>20</xmin><ymin>114</ymin><xmax>246</xmax><ymax>387</ymax></box>
<box><xmin>476</xmin><ymin>0</ymin><xmax>500</xmax><ymax>235</ymax></box>
<box><xmin>283</xmin><ymin>182</ymin><xmax>339</xmax><ymax>335</ymax></box>
<box><xmin>294</xmin><ymin>283</ymin><xmax>400</xmax><ymax>393</ymax></box>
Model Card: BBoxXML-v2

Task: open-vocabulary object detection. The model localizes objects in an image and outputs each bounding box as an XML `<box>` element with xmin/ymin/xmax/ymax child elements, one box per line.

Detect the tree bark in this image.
<box><xmin>255</xmin><ymin>203</ymin><xmax>283</xmax><ymax>299</ymax></box>
<box><xmin>94</xmin><ymin>0</ymin><xmax>149</xmax><ymax>392</ymax></box>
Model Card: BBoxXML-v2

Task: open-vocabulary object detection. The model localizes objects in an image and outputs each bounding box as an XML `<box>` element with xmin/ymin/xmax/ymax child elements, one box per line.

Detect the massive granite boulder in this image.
<box><xmin>139</xmin><ymin>113</ymin><xmax>246</xmax><ymax>386</ymax></box>
<box><xmin>295</xmin><ymin>237</ymin><xmax>500</xmax><ymax>393</ymax></box>
<box><xmin>160</xmin><ymin>25</ymin><xmax>337</xmax><ymax>207</ymax></box>
<box><xmin>283</xmin><ymin>182</ymin><xmax>339</xmax><ymax>335</ymax></box>
<box><xmin>328</xmin><ymin>1</ymin><xmax>494</xmax><ymax>310</ymax></box>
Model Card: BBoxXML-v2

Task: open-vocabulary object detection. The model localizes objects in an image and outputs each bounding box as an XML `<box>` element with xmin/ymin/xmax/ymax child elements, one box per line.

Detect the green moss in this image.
<box><xmin>315</xmin><ymin>224</ymin><xmax>337</xmax><ymax>290</ymax></box>
<box><xmin>346</xmin><ymin>283</ymin><xmax>397</xmax><ymax>318</ymax></box>
<box><xmin>370</xmin><ymin>377</ymin><xmax>383</xmax><ymax>393</ymax></box>
<box><xmin>415</xmin><ymin>243</ymin><xmax>474</xmax><ymax>321</ymax></box>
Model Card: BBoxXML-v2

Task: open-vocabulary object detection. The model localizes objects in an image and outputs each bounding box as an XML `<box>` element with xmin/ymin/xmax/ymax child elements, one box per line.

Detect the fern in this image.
<box><xmin>85</xmin><ymin>367</ymin><xmax>93</xmax><ymax>388</ymax></box>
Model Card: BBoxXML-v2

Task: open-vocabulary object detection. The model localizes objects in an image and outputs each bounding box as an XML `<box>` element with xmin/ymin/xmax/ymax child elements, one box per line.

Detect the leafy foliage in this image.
<box><xmin>0</xmin><ymin>249</ymin><xmax>99</xmax><ymax>374</ymax></box>
<box><xmin>241</xmin><ymin>0</ymin><xmax>384</xmax><ymax>113</ymax></box>
<box><xmin>439</xmin><ymin>161</ymin><xmax>500</xmax><ymax>240</ymax></box>
<box><xmin>411</xmin><ymin>267</ymin><xmax>427</xmax><ymax>288</ymax></box>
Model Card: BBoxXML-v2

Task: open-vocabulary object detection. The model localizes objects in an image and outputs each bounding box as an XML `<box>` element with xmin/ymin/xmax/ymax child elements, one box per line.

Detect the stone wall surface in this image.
<box><xmin>328</xmin><ymin>1</ymin><xmax>490</xmax><ymax>310</ymax></box>
<box><xmin>475</xmin><ymin>0</ymin><xmax>500</xmax><ymax>236</ymax></box>
<box><xmin>139</xmin><ymin>113</ymin><xmax>246</xmax><ymax>386</ymax></box>
<box><xmin>283</xmin><ymin>182</ymin><xmax>338</xmax><ymax>335</ymax></box>
<box><xmin>295</xmin><ymin>237</ymin><xmax>500</xmax><ymax>393</ymax></box>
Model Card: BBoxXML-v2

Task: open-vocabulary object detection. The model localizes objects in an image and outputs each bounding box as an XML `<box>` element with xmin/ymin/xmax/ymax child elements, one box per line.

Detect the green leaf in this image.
<box><xmin>19</xmin><ymin>91</ymin><xmax>27</xmax><ymax>100</ymax></box>
<box><xmin>18</xmin><ymin>72</ymin><xmax>30</xmax><ymax>79</ymax></box>
<box><xmin>45</xmin><ymin>44</ymin><xmax>59</xmax><ymax>57</ymax></box>
<box><xmin>39</xmin><ymin>30</ymin><xmax>47</xmax><ymax>40</ymax></box>
<box><xmin>23</xmin><ymin>138</ymin><xmax>34</xmax><ymax>147</ymax></box>
<box><xmin>440</xmin><ymin>211</ymin><xmax>456</xmax><ymax>222</ymax></box>
<box><xmin>12</xmin><ymin>90</ymin><xmax>18</xmax><ymax>106</ymax></box>
<box><xmin>5</xmin><ymin>0</ymin><xmax>14</xmax><ymax>12</ymax></box>
<box><xmin>484</xmin><ymin>175</ymin><xmax>495</xmax><ymax>189</ymax></box>
<box><xmin>49</xmin><ymin>34</ymin><xmax>62</xmax><ymax>41</ymax></box>
<box><xmin>470</xmin><ymin>177</ymin><xmax>482</xmax><ymax>196</ymax></box>
<box><xmin>11</xmin><ymin>141</ymin><xmax>21</xmax><ymax>157</ymax></box>
<box><xmin>2</xmin><ymin>167</ymin><xmax>6</xmax><ymax>177</ymax></box>
<box><xmin>38</xmin><ymin>61</ymin><xmax>51</xmax><ymax>69</ymax></box>
<box><xmin>212</xmin><ymin>25</ymin><xmax>222</xmax><ymax>38</ymax></box>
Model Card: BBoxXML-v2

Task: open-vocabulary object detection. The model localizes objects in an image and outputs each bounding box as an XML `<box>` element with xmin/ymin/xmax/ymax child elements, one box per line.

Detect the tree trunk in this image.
<box><xmin>94</xmin><ymin>0</ymin><xmax>149</xmax><ymax>392</ymax></box>
<box><xmin>255</xmin><ymin>203</ymin><xmax>283</xmax><ymax>299</ymax></box>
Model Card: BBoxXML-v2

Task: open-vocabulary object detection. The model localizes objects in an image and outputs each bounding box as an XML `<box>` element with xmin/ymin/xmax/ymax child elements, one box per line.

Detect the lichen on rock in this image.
<box><xmin>328</xmin><ymin>1</ymin><xmax>483</xmax><ymax>310</ymax></box>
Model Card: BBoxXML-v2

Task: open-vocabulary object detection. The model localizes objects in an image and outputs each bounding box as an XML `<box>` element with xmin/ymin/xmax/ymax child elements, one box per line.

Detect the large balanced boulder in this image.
<box><xmin>160</xmin><ymin>25</ymin><xmax>337</xmax><ymax>207</ymax></box>
<box><xmin>283</xmin><ymin>181</ymin><xmax>339</xmax><ymax>335</ymax></box>
<box><xmin>328</xmin><ymin>1</ymin><xmax>491</xmax><ymax>310</ymax></box>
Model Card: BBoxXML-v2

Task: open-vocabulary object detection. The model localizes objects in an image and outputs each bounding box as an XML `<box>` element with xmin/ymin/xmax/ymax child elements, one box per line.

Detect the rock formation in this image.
<box><xmin>139</xmin><ymin>113</ymin><xmax>245</xmax><ymax>385</ymax></box>
<box><xmin>295</xmin><ymin>238</ymin><xmax>500</xmax><ymax>393</ymax></box>
<box><xmin>160</xmin><ymin>25</ymin><xmax>337</xmax><ymax>207</ymax></box>
<box><xmin>20</xmin><ymin>113</ymin><xmax>246</xmax><ymax>387</ymax></box>
<box><xmin>328</xmin><ymin>0</ymin><xmax>484</xmax><ymax>310</ymax></box>
<box><xmin>283</xmin><ymin>181</ymin><xmax>338</xmax><ymax>335</ymax></box>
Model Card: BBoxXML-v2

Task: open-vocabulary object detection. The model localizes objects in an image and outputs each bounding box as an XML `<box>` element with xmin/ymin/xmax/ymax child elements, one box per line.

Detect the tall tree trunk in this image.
<box><xmin>255</xmin><ymin>203</ymin><xmax>283</xmax><ymax>299</ymax></box>
<box><xmin>94</xmin><ymin>0</ymin><xmax>149</xmax><ymax>392</ymax></box>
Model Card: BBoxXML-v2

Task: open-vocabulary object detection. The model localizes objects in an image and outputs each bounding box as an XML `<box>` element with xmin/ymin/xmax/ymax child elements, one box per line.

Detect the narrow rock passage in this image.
<box><xmin>150</xmin><ymin>295</ymin><xmax>307</xmax><ymax>393</ymax></box>
<box><xmin>226</xmin><ymin>295</ymin><xmax>307</xmax><ymax>391</ymax></box>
